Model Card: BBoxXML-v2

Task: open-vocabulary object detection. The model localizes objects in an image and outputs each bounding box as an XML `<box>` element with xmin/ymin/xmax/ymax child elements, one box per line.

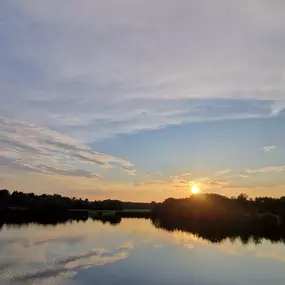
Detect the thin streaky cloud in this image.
<box><xmin>206</xmin><ymin>180</ymin><xmax>232</xmax><ymax>188</ymax></box>
<box><xmin>120</xmin><ymin>165</ymin><xmax>137</xmax><ymax>176</ymax></box>
<box><xmin>0</xmin><ymin>117</ymin><xmax>135</xmax><ymax>179</ymax></box>
<box><xmin>262</xmin><ymin>145</ymin><xmax>276</xmax><ymax>152</ymax></box>
<box><xmin>1</xmin><ymin>1</ymin><xmax>285</xmax><ymax>142</ymax></box>
<box><xmin>247</xmin><ymin>166</ymin><xmax>285</xmax><ymax>174</ymax></box>
<box><xmin>213</xmin><ymin>169</ymin><xmax>231</xmax><ymax>177</ymax></box>
<box><xmin>180</xmin><ymin>172</ymin><xmax>192</xmax><ymax>177</ymax></box>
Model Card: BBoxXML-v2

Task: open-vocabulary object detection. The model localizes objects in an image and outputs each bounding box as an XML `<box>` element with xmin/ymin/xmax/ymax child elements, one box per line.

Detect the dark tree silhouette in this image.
<box><xmin>151</xmin><ymin>193</ymin><xmax>285</xmax><ymax>244</ymax></box>
<box><xmin>0</xmin><ymin>189</ymin><xmax>156</xmax><ymax>211</ymax></box>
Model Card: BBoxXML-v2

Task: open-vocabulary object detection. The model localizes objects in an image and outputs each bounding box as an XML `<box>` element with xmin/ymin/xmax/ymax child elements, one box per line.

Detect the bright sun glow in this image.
<box><xmin>191</xmin><ymin>185</ymin><xmax>199</xmax><ymax>194</ymax></box>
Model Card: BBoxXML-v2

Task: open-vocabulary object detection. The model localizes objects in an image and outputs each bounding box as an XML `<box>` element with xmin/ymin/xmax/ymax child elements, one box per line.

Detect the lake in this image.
<box><xmin>1</xmin><ymin>218</ymin><xmax>285</xmax><ymax>285</ymax></box>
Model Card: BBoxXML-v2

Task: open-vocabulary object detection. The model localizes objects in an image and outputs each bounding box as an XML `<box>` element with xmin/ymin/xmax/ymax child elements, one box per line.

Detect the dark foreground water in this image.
<box><xmin>1</xmin><ymin>219</ymin><xmax>285</xmax><ymax>285</ymax></box>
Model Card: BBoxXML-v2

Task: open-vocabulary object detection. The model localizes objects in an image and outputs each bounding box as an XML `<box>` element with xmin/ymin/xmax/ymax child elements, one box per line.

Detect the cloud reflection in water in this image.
<box><xmin>0</xmin><ymin>234</ymin><xmax>132</xmax><ymax>285</ymax></box>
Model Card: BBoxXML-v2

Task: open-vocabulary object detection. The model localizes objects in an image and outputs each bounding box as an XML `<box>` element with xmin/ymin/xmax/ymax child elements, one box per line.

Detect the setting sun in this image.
<box><xmin>191</xmin><ymin>185</ymin><xmax>199</xmax><ymax>194</ymax></box>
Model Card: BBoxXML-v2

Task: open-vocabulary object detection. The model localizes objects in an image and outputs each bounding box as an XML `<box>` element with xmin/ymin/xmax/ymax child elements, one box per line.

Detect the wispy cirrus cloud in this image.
<box><xmin>170</xmin><ymin>171</ymin><xmax>192</xmax><ymax>180</ymax></box>
<box><xmin>1</xmin><ymin>0</ymin><xmax>285</xmax><ymax>143</ymax></box>
<box><xmin>207</xmin><ymin>180</ymin><xmax>232</xmax><ymax>188</ymax></box>
<box><xmin>262</xmin><ymin>145</ymin><xmax>276</xmax><ymax>152</ymax></box>
<box><xmin>0</xmin><ymin>117</ymin><xmax>135</xmax><ymax>179</ymax></box>
<box><xmin>213</xmin><ymin>169</ymin><xmax>232</xmax><ymax>177</ymax></box>
<box><xmin>135</xmin><ymin>169</ymin><xmax>233</xmax><ymax>191</ymax></box>
<box><xmin>247</xmin><ymin>166</ymin><xmax>285</xmax><ymax>174</ymax></box>
<box><xmin>135</xmin><ymin>177</ymin><xmax>187</xmax><ymax>190</ymax></box>
<box><xmin>180</xmin><ymin>172</ymin><xmax>192</xmax><ymax>177</ymax></box>
<box><xmin>120</xmin><ymin>165</ymin><xmax>137</xmax><ymax>176</ymax></box>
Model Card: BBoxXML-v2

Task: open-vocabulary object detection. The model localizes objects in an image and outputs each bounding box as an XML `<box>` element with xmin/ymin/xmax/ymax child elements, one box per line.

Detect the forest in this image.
<box><xmin>2</xmin><ymin>189</ymin><xmax>285</xmax><ymax>236</ymax></box>
<box><xmin>151</xmin><ymin>193</ymin><xmax>285</xmax><ymax>243</ymax></box>
<box><xmin>0</xmin><ymin>189</ymin><xmax>155</xmax><ymax>211</ymax></box>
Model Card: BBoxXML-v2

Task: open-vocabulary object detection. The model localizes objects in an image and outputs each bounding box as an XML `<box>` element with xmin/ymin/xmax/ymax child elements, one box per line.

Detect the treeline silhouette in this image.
<box><xmin>152</xmin><ymin>193</ymin><xmax>285</xmax><ymax>244</ymax></box>
<box><xmin>0</xmin><ymin>189</ymin><xmax>156</xmax><ymax>211</ymax></box>
<box><xmin>0</xmin><ymin>189</ymin><xmax>154</xmax><ymax>226</ymax></box>
<box><xmin>4</xmin><ymin>189</ymin><xmax>285</xmax><ymax>244</ymax></box>
<box><xmin>0</xmin><ymin>189</ymin><xmax>133</xmax><ymax>229</ymax></box>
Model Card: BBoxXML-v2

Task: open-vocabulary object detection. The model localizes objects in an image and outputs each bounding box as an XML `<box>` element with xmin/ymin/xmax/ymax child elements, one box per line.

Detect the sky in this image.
<box><xmin>1</xmin><ymin>0</ymin><xmax>285</xmax><ymax>201</ymax></box>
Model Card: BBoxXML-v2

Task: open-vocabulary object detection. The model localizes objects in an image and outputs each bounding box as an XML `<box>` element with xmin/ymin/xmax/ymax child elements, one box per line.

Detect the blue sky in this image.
<box><xmin>1</xmin><ymin>0</ymin><xmax>285</xmax><ymax>201</ymax></box>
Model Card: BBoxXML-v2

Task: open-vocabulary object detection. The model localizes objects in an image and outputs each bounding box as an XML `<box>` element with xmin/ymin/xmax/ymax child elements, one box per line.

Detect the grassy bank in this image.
<box><xmin>70</xmin><ymin>208</ymin><xmax>152</xmax><ymax>218</ymax></box>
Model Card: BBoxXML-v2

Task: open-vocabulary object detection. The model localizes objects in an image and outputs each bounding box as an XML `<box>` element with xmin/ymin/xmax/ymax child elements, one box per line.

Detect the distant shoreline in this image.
<box><xmin>2</xmin><ymin>189</ymin><xmax>285</xmax><ymax>243</ymax></box>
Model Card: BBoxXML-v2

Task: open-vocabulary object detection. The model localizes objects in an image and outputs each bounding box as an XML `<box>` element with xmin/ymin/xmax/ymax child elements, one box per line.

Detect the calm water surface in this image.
<box><xmin>1</xmin><ymin>218</ymin><xmax>285</xmax><ymax>285</ymax></box>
